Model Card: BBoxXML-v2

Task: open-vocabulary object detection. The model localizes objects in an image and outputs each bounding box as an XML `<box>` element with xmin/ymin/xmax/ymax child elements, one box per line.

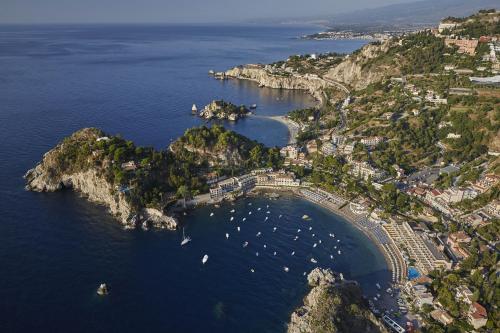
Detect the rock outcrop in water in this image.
<box><xmin>288</xmin><ymin>268</ymin><xmax>388</xmax><ymax>333</ymax></box>
<box><xmin>24</xmin><ymin>128</ymin><xmax>177</xmax><ymax>230</ymax></box>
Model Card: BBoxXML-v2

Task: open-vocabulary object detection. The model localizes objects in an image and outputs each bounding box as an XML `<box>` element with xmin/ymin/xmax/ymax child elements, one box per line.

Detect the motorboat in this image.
<box><xmin>225</xmin><ymin>233</ymin><xmax>229</xmax><ymax>239</ymax></box>
<box><xmin>256</xmin><ymin>232</ymin><xmax>261</xmax><ymax>237</ymax></box>
<box><xmin>202</xmin><ymin>254</ymin><xmax>209</xmax><ymax>264</ymax></box>
<box><xmin>313</xmin><ymin>243</ymin><xmax>317</xmax><ymax>248</ymax></box>
<box><xmin>310</xmin><ymin>258</ymin><xmax>317</xmax><ymax>264</ymax></box>
<box><xmin>210</xmin><ymin>212</ymin><xmax>214</xmax><ymax>217</ymax></box>
<box><xmin>283</xmin><ymin>266</ymin><xmax>289</xmax><ymax>272</ymax></box>
<box><xmin>302</xmin><ymin>215</ymin><xmax>309</xmax><ymax>220</ymax></box>
<box><xmin>273</xmin><ymin>227</ymin><xmax>277</xmax><ymax>232</ymax></box>
<box><xmin>243</xmin><ymin>241</ymin><xmax>249</xmax><ymax>248</ymax></box>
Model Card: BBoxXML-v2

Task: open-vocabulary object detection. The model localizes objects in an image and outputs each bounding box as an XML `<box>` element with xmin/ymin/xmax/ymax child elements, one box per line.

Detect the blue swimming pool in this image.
<box><xmin>408</xmin><ymin>267</ymin><xmax>421</xmax><ymax>280</ymax></box>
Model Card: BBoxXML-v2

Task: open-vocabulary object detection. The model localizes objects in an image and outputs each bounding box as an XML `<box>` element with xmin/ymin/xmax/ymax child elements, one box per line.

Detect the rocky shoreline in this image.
<box><xmin>288</xmin><ymin>268</ymin><xmax>388</xmax><ymax>333</ymax></box>
<box><xmin>24</xmin><ymin>128</ymin><xmax>178</xmax><ymax>230</ymax></box>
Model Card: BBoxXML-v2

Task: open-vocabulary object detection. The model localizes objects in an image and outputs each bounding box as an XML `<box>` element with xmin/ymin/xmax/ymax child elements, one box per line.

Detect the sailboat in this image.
<box><xmin>202</xmin><ymin>254</ymin><xmax>209</xmax><ymax>264</ymax></box>
<box><xmin>181</xmin><ymin>228</ymin><xmax>191</xmax><ymax>246</ymax></box>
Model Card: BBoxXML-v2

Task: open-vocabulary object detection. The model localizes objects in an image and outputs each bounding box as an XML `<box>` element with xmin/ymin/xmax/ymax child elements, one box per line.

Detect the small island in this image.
<box><xmin>199</xmin><ymin>100</ymin><xmax>250</xmax><ymax>121</ymax></box>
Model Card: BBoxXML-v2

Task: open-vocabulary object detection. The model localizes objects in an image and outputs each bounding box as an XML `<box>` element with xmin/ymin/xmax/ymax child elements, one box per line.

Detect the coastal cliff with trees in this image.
<box><xmin>25</xmin><ymin>125</ymin><xmax>283</xmax><ymax>229</ymax></box>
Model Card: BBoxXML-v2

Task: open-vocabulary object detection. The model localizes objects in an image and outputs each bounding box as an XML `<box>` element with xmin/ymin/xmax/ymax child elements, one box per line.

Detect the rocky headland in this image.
<box><xmin>24</xmin><ymin>128</ymin><xmax>178</xmax><ymax>230</ymax></box>
<box><xmin>288</xmin><ymin>268</ymin><xmax>388</xmax><ymax>333</ymax></box>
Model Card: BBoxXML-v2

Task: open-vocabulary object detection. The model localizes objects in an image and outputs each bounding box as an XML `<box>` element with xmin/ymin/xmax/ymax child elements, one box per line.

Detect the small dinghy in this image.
<box><xmin>243</xmin><ymin>241</ymin><xmax>249</xmax><ymax>248</ymax></box>
<box><xmin>263</xmin><ymin>244</ymin><xmax>267</xmax><ymax>248</ymax></box>
<box><xmin>237</xmin><ymin>226</ymin><xmax>241</xmax><ymax>232</ymax></box>
<box><xmin>210</xmin><ymin>212</ymin><xmax>214</xmax><ymax>217</ymax></box>
<box><xmin>310</xmin><ymin>258</ymin><xmax>317</xmax><ymax>264</ymax></box>
<box><xmin>257</xmin><ymin>207</ymin><xmax>261</xmax><ymax>211</ymax></box>
<box><xmin>266</xmin><ymin>204</ymin><xmax>269</xmax><ymax>208</ymax></box>
<box><xmin>97</xmin><ymin>283</ymin><xmax>108</xmax><ymax>296</ymax></box>
<box><xmin>312</xmin><ymin>233</ymin><xmax>315</xmax><ymax>237</ymax></box>
<box><xmin>291</xmin><ymin>251</ymin><xmax>295</xmax><ymax>256</ymax></box>
<box><xmin>283</xmin><ymin>266</ymin><xmax>289</xmax><ymax>273</ymax></box>
<box><xmin>273</xmin><ymin>251</ymin><xmax>277</xmax><ymax>256</ymax></box>
<box><xmin>248</xmin><ymin>211</ymin><xmax>252</xmax><ymax>215</ymax></box>
<box><xmin>279</xmin><ymin>214</ymin><xmax>282</xmax><ymax>218</ymax></box>
<box><xmin>202</xmin><ymin>254</ymin><xmax>209</xmax><ymax>264</ymax></box>
<box><xmin>225</xmin><ymin>233</ymin><xmax>229</xmax><ymax>240</ymax></box>
<box><xmin>250</xmin><ymin>268</ymin><xmax>255</xmax><ymax>273</ymax></box>
<box><xmin>242</xmin><ymin>217</ymin><xmax>247</xmax><ymax>222</ymax></box>
<box><xmin>330</xmin><ymin>255</ymin><xmax>333</xmax><ymax>259</ymax></box>
<box><xmin>318</xmin><ymin>240</ymin><xmax>322</xmax><ymax>244</ymax></box>
<box><xmin>230</xmin><ymin>216</ymin><xmax>234</xmax><ymax>221</ymax></box>
<box><xmin>338</xmin><ymin>250</ymin><xmax>342</xmax><ymax>255</ymax></box>
<box><xmin>313</xmin><ymin>243</ymin><xmax>317</xmax><ymax>248</ymax></box>
<box><xmin>297</xmin><ymin>229</ymin><xmax>301</xmax><ymax>233</ymax></box>
<box><xmin>264</xmin><ymin>216</ymin><xmax>268</xmax><ymax>221</ymax></box>
<box><xmin>230</xmin><ymin>209</ymin><xmax>235</xmax><ymax>213</ymax></box>
<box><xmin>256</xmin><ymin>232</ymin><xmax>261</xmax><ymax>237</ymax></box>
<box><xmin>255</xmin><ymin>252</ymin><xmax>259</xmax><ymax>257</ymax></box>
<box><xmin>273</xmin><ymin>227</ymin><xmax>277</xmax><ymax>232</ymax></box>
<box><xmin>294</xmin><ymin>236</ymin><xmax>299</xmax><ymax>241</ymax></box>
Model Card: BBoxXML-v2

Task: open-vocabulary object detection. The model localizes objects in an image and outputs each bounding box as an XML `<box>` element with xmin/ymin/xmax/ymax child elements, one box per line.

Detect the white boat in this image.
<box><xmin>230</xmin><ymin>216</ymin><xmax>234</xmax><ymax>221</ymax></box>
<box><xmin>337</xmin><ymin>250</ymin><xmax>341</xmax><ymax>255</ymax></box>
<box><xmin>237</xmin><ymin>226</ymin><xmax>241</xmax><ymax>232</ymax></box>
<box><xmin>242</xmin><ymin>217</ymin><xmax>246</xmax><ymax>221</ymax></box>
<box><xmin>297</xmin><ymin>229</ymin><xmax>301</xmax><ymax>233</ymax></box>
<box><xmin>309</xmin><ymin>227</ymin><xmax>312</xmax><ymax>231</ymax></box>
<box><xmin>273</xmin><ymin>251</ymin><xmax>277</xmax><ymax>256</ymax></box>
<box><xmin>330</xmin><ymin>255</ymin><xmax>333</xmax><ymax>259</ymax></box>
<box><xmin>386</xmin><ymin>288</ymin><xmax>392</xmax><ymax>294</ymax></box>
<box><xmin>264</xmin><ymin>217</ymin><xmax>268</xmax><ymax>221</ymax></box>
<box><xmin>97</xmin><ymin>283</ymin><xmax>108</xmax><ymax>296</ymax></box>
<box><xmin>202</xmin><ymin>254</ymin><xmax>209</xmax><ymax>264</ymax></box>
<box><xmin>303</xmin><ymin>272</ymin><xmax>306</xmax><ymax>276</ymax></box>
<box><xmin>250</xmin><ymin>104</ymin><xmax>258</xmax><ymax>109</ymax></box>
<box><xmin>312</xmin><ymin>233</ymin><xmax>315</xmax><ymax>237</ymax></box>
<box><xmin>279</xmin><ymin>214</ymin><xmax>282</xmax><ymax>218</ymax></box>
<box><xmin>263</xmin><ymin>244</ymin><xmax>267</xmax><ymax>248</ymax></box>
<box><xmin>373</xmin><ymin>297</ymin><xmax>378</xmax><ymax>301</ymax></box>
<box><xmin>225</xmin><ymin>233</ymin><xmax>229</xmax><ymax>239</ymax></box>
<box><xmin>248</xmin><ymin>203</ymin><xmax>252</xmax><ymax>206</ymax></box>
<box><xmin>250</xmin><ymin>268</ymin><xmax>255</xmax><ymax>273</ymax></box>
<box><xmin>318</xmin><ymin>240</ymin><xmax>322</xmax><ymax>244</ymax></box>
<box><xmin>248</xmin><ymin>211</ymin><xmax>252</xmax><ymax>215</ymax></box>
<box><xmin>191</xmin><ymin>104</ymin><xmax>198</xmax><ymax>114</ymax></box>
<box><xmin>243</xmin><ymin>241</ymin><xmax>249</xmax><ymax>248</ymax></box>
<box><xmin>291</xmin><ymin>251</ymin><xmax>295</xmax><ymax>256</ymax></box>
<box><xmin>313</xmin><ymin>243</ymin><xmax>317</xmax><ymax>248</ymax></box>
<box><xmin>210</xmin><ymin>212</ymin><xmax>214</xmax><ymax>217</ymax></box>
<box><xmin>141</xmin><ymin>221</ymin><xmax>149</xmax><ymax>231</ymax></box>
<box><xmin>283</xmin><ymin>266</ymin><xmax>289</xmax><ymax>272</ymax></box>
<box><xmin>181</xmin><ymin>228</ymin><xmax>191</xmax><ymax>246</ymax></box>
<box><xmin>230</xmin><ymin>209</ymin><xmax>235</xmax><ymax>213</ymax></box>
<box><xmin>377</xmin><ymin>293</ymin><xmax>381</xmax><ymax>298</ymax></box>
<box><xmin>266</xmin><ymin>204</ymin><xmax>269</xmax><ymax>208</ymax></box>
<box><xmin>334</xmin><ymin>246</ymin><xmax>337</xmax><ymax>249</ymax></box>
<box><xmin>376</xmin><ymin>283</ymin><xmax>381</xmax><ymax>290</ymax></box>
<box><xmin>294</xmin><ymin>236</ymin><xmax>299</xmax><ymax>241</ymax></box>
<box><xmin>266</xmin><ymin>211</ymin><xmax>270</xmax><ymax>214</ymax></box>
<box><xmin>337</xmin><ymin>239</ymin><xmax>340</xmax><ymax>242</ymax></box>
<box><xmin>302</xmin><ymin>215</ymin><xmax>309</xmax><ymax>220</ymax></box>
<box><xmin>273</xmin><ymin>227</ymin><xmax>277</xmax><ymax>232</ymax></box>
<box><xmin>310</xmin><ymin>258</ymin><xmax>317</xmax><ymax>264</ymax></box>
<box><xmin>255</xmin><ymin>252</ymin><xmax>259</xmax><ymax>257</ymax></box>
<box><xmin>256</xmin><ymin>232</ymin><xmax>261</xmax><ymax>237</ymax></box>
<box><xmin>257</xmin><ymin>207</ymin><xmax>261</xmax><ymax>211</ymax></box>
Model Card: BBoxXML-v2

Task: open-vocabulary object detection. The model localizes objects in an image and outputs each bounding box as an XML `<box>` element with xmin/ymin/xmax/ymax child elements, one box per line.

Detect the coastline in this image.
<box><xmin>253</xmin><ymin>115</ymin><xmax>300</xmax><ymax>145</ymax></box>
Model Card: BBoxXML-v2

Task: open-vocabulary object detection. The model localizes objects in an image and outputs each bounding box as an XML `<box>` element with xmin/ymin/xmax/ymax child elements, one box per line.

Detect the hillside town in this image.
<box><xmin>207</xmin><ymin>9</ymin><xmax>500</xmax><ymax>333</ymax></box>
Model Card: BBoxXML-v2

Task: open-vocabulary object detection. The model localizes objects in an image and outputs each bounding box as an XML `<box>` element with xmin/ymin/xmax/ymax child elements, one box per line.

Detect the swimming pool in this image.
<box><xmin>408</xmin><ymin>267</ymin><xmax>421</xmax><ymax>280</ymax></box>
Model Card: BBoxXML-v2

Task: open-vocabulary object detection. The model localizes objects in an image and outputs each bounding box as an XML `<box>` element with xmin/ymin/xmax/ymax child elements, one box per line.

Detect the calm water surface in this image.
<box><xmin>0</xmin><ymin>24</ymin><xmax>387</xmax><ymax>332</ymax></box>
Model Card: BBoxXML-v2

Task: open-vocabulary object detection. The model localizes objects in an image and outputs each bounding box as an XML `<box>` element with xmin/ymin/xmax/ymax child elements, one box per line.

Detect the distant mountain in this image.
<box><xmin>325</xmin><ymin>0</ymin><xmax>499</xmax><ymax>26</ymax></box>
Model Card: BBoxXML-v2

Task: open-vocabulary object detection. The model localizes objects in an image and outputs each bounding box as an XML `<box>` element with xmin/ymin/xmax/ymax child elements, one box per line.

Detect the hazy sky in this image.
<box><xmin>1</xmin><ymin>0</ymin><xmax>418</xmax><ymax>24</ymax></box>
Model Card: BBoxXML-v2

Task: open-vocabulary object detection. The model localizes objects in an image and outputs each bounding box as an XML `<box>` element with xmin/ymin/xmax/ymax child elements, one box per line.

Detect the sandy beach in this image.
<box><xmin>265</xmin><ymin>115</ymin><xmax>300</xmax><ymax>144</ymax></box>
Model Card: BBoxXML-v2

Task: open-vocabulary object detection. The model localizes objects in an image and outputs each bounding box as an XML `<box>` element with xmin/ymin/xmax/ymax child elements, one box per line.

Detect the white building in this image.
<box><xmin>280</xmin><ymin>145</ymin><xmax>299</xmax><ymax>159</ymax></box>
<box><xmin>321</xmin><ymin>142</ymin><xmax>336</xmax><ymax>156</ymax></box>
<box><xmin>360</xmin><ymin>136</ymin><xmax>384</xmax><ymax>147</ymax></box>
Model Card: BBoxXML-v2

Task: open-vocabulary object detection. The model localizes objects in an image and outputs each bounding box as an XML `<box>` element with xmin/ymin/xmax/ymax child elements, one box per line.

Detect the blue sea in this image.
<box><xmin>0</xmin><ymin>24</ymin><xmax>389</xmax><ymax>332</ymax></box>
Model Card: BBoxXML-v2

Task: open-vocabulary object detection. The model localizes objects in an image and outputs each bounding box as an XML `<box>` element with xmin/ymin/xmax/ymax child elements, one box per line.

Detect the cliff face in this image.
<box><xmin>324</xmin><ymin>41</ymin><xmax>400</xmax><ymax>90</ymax></box>
<box><xmin>225</xmin><ymin>65</ymin><xmax>328</xmax><ymax>104</ymax></box>
<box><xmin>25</xmin><ymin>128</ymin><xmax>177</xmax><ymax>230</ymax></box>
<box><xmin>288</xmin><ymin>268</ymin><xmax>388</xmax><ymax>333</ymax></box>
